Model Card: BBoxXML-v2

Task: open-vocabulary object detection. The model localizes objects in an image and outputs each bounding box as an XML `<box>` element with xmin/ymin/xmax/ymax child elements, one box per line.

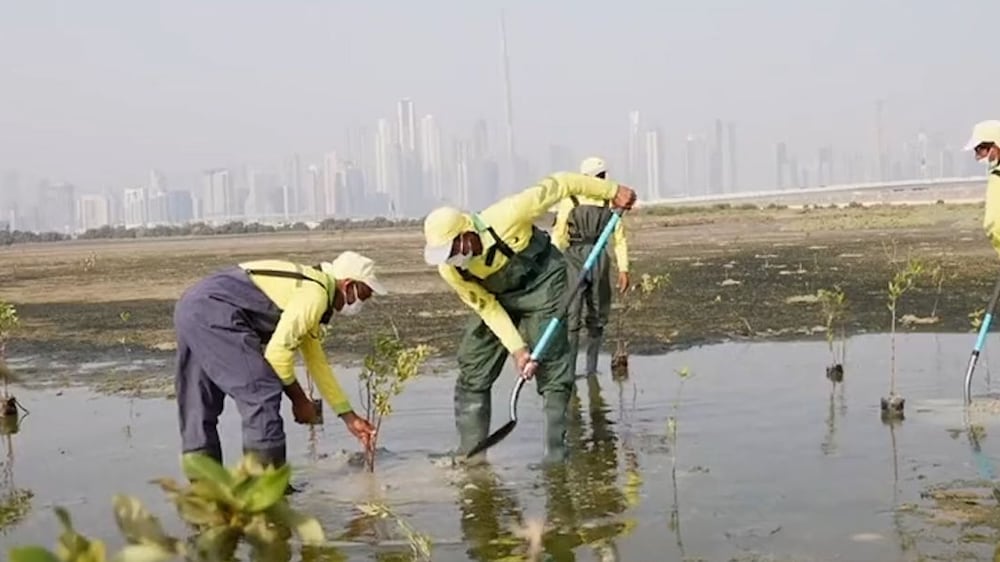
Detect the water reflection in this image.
<box><xmin>0</xmin><ymin>411</ymin><xmax>31</xmax><ymax>535</ymax></box>
<box><xmin>455</xmin><ymin>375</ymin><xmax>638</xmax><ymax>561</ymax></box>
<box><xmin>821</xmin><ymin>379</ymin><xmax>846</xmax><ymax>457</ymax></box>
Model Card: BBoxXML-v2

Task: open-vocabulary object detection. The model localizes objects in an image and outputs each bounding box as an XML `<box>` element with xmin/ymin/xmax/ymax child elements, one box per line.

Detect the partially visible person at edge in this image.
<box><xmin>551</xmin><ymin>156</ymin><xmax>630</xmax><ymax>377</ymax></box>
<box><xmin>965</xmin><ymin>120</ymin><xmax>1000</xmax><ymax>254</ymax></box>
<box><xmin>421</xmin><ymin>172</ymin><xmax>637</xmax><ymax>463</ymax></box>
<box><xmin>173</xmin><ymin>251</ymin><xmax>383</xmax><ymax>479</ymax></box>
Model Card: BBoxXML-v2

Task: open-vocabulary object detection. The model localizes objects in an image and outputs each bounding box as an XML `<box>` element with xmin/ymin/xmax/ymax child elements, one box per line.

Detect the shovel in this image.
<box><xmin>964</xmin><ymin>272</ymin><xmax>1000</xmax><ymax>405</ymax></box>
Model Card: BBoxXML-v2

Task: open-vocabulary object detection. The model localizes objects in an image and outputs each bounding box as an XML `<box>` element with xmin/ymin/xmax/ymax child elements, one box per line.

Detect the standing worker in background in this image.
<box><xmin>173</xmin><ymin>251</ymin><xmax>383</xmax><ymax>474</ymax></box>
<box><xmin>552</xmin><ymin>157</ymin><xmax>630</xmax><ymax>377</ymax></box>
<box><xmin>422</xmin><ymin>172</ymin><xmax>637</xmax><ymax>462</ymax></box>
<box><xmin>964</xmin><ymin>120</ymin><xmax>1000</xmax><ymax>253</ymax></box>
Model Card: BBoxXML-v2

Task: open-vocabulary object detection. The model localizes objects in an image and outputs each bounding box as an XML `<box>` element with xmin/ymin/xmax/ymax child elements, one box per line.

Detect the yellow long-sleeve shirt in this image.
<box><xmin>550</xmin><ymin>195</ymin><xmax>629</xmax><ymax>273</ymax></box>
<box><xmin>984</xmin><ymin>168</ymin><xmax>1000</xmax><ymax>256</ymax></box>
<box><xmin>437</xmin><ymin>172</ymin><xmax>619</xmax><ymax>353</ymax></box>
<box><xmin>239</xmin><ymin>259</ymin><xmax>353</xmax><ymax>416</ymax></box>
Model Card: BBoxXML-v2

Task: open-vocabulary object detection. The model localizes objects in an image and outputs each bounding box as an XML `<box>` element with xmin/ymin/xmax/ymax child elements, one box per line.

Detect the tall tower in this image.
<box><xmin>727</xmin><ymin>121</ymin><xmax>737</xmax><ymax>192</ymax></box>
<box><xmin>499</xmin><ymin>10</ymin><xmax>516</xmax><ymax>185</ymax></box>
<box><xmin>644</xmin><ymin>128</ymin><xmax>662</xmax><ymax>199</ymax></box>
<box><xmin>875</xmin><ymin>99</ymin><xmax>887</xmax><ymax>182</ymax></box>
<box><xmin>420</xmin><ymin>114</ymin><xmax>444</xmax><ymax>202</ymax></box>
<box><xmin>626</xmin><ymin>111</ymin><xmax>642</xmax><ymax>185</ymax></box>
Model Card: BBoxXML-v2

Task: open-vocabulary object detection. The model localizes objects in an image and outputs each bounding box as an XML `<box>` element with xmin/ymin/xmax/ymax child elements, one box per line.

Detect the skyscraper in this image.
<box><xmin>420</xmin><ymin>115</ymin><xmax>444</xmax><ymax>203</ymax></box>
<box><xmin>454</xmin><ymin>140</ymin><xmax>471</xmax><ymax>209</ymax></box>
<box><xmin>644</xmin><ymin>128</ymin><xmax>663</xmax><ymax>200</ymax></box>
<box><xmin>710</xmin><ymin>119</ymin><xmax>724</xmax><ymax>194</ymax></box>
<box><xmin>775</xmin><ymin>142</ymin><xmax>788</xmax><ymax>189</ymax></box>
<box><xmin>202</xmin><ymin>169</ymin><xmax>233</xmax><ymax>222</ymax></box>
<box><xmin>626</xmin><ymin>111</ymin><xmax>642</xmax><ymax>186</ymax></box>
<box><xmin>322</xmin><ymin>152</ymin><xmax>339</xmax><ymax>217</ymax></box>
<box><xmin>396</xmin><ymin>99</ymin><xmax>417</xmax><ymax>153</ymax></box>
<box><xmin>726</xmin><ymin>121</ymin><xmax>737</xmax><ymax>192</ymax></box>
<box><xmin>499</xmin><ymin>10</ymin><xmax>517</xmax><ymax>187</ymax></box>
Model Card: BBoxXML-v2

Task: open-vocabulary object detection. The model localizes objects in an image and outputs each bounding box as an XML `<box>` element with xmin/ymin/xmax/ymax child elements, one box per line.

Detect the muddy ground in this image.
<box><xmin>1</xmin><ymin>202</ymin><xmax>997</xmax><ymax>371</ymax></box>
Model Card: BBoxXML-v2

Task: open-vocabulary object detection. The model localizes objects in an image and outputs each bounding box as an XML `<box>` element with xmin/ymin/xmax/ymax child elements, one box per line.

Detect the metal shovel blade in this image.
<box><xmin>465</xmin><ymin>420</ymin><xmax>517</xmax><ymax>459</ymax></box>
<box><xmin>465</xmin><ymin>377</ymin><xmax>526</xmax><ymax>459</ymax></box>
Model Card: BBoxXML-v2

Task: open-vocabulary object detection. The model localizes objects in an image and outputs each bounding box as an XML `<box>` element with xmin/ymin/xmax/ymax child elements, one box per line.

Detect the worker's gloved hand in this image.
<box><xmin>617</xmin><ymin>271</ymin><xmax>630</xmax><ymax>294</ymax></box>
<box><xmin>612</xmin><ymin>185</ymin><xmax>638</xmax><ymax>210</ymax></box>
<box><xmin>513</xmin><ymin>347</ymin><xmax>539</xmax><ymax>380</ymax></box>
<box><xmin>292</xmin><ymin>397</ymin><xmax>319</xmax><ymax>424</ymax></box>
<box><xmin>341</xmin><ymin>411</ymin><xmax>376</xmax><ymax>452</ymax></box>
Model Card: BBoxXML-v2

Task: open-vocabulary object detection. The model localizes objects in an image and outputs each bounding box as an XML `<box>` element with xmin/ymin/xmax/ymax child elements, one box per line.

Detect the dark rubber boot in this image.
<box><xmin>585</xmin><ymin>334</ymin><xmax>603</xmax><ymax>376</ymax></box>
<box><xmin>542</xmin><ymin>389</ymin><xmax>571</xmax><ymax>464</ymax></box>
<box><xmin>455</xmin><ymin>388</ymin><xmax>491</xmax><ymax>463</ymax></box>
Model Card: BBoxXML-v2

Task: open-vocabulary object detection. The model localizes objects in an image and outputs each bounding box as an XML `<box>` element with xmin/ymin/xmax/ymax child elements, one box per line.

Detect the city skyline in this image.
<box><xmin>2</xmin><ymin>1</ymin><xmax>998</xmax><ymax>232</ymax></box>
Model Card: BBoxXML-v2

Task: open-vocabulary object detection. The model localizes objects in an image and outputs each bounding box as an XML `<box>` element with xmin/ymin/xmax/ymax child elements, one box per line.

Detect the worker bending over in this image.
<box><xmin>965</xmin><ymin>120</ymin><xmax>1000</xmax><ymax>254</ymax></box>
<box><xmin>173</xmin><ymin>252</ymin><xmax>382</xmax><ymax>472</ymax></box>
<box><xmin>552</xmin><ymin>156</ymin><xmax>630</xmax><ymax>376</ymax></box>
<box><xmin>422</xmin><ymin>172</ymin><xmax>637</xmax><ymax>462</ymax></box>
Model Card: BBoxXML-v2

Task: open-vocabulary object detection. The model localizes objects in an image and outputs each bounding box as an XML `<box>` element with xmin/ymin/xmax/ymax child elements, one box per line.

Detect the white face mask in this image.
<box><xmin>338</xmin><ymin>285</ymin><xmax>365</xmax><ymax>316</ymax></box>
<box><xmin>445</xmin><ymin>236</ymin><xmax>473</xmax><ymax>268</ymax></box>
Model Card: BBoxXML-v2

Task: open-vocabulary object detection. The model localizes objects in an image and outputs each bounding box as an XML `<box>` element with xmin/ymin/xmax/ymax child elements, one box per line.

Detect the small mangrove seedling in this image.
<box><xmin>358</xmin><ymin>333</ymin><xmax>431</xmax><ymax>472</ymax></box>
<box><xmin>7</xmin><ymin>454</ymin><xmax>325</xmax><ymax>562</ymax></box>
<box><xmin>816</xmin><ymin>286</ymin><xmax>848</xmax><ymax>383</ymax></box>
<box><xmin>356</xmin><ymin>502</ymin><xmax>433</xmax><ymax>561</ymax></box>
<box><xmin>881</xmin><ymin>257</ymin><xmax>925</xmax><ymax>421</ymax></box>
<box><xmin>667</xmin><ymin>366</ymin><xmax>696</xmax><ymax>556</ymax></box>
<box><xmin>611</xmin><ymin>272</ymin><xmax>670</xmax><ymax>381</ymax></box>
<box><xmin>0</xmin><ymin>301</ymin><xmax>26</xmax><ymax>419</ymax></box>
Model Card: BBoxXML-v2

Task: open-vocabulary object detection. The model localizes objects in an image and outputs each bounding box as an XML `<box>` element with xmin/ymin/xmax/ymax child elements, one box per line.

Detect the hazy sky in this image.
<box><xmin>1</xmin><ymin>0</ymin><xmax>997</xmax><ymax>192</ymax></box>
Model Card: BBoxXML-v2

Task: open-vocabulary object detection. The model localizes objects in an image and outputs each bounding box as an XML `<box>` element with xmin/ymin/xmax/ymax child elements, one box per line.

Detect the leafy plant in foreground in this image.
<box><xmin>7</xmin><ymin>453</ymin><xmax>325</xmax><ymax>562</ymax></box>
<box><xmin>358</xmin><ymin>333</ymin><xmax>431</xmax><ymax>472</ymax></box>
<box><xmin>611</xmin><ymin>273</ymin><xmax>670</xmax><ymax>380</ymax></box>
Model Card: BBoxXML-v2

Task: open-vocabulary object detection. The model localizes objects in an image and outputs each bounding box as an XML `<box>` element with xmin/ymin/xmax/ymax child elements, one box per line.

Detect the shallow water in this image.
<box><xmin>4</xmin><ymin>333</ymin><xmax>1000</xmax><ymax>560</ymax></box>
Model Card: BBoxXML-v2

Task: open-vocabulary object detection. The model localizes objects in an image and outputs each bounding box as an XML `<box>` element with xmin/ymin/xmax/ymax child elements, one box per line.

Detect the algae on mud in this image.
<box><xmin>2</xmin><ymin>203</ymin><xmax>998</xmax><ymax>376</ymax></box>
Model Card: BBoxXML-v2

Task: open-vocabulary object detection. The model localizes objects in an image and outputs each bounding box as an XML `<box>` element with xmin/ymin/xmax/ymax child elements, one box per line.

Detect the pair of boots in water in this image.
<box><xmin>452</xmin><ymin>335</ymin><xmax>605</xmax><ymax>466</ymax></box>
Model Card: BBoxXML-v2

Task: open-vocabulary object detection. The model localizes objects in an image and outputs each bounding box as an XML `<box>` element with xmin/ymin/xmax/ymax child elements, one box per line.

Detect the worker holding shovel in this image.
<box><xmin>173</xmin><ymin>251</ymin><xmax>382</xmax><ymax>476</ymax></box>
<box><xmin>422</xmin><ymin>172</ymin><xmax>637</xmax><ymax>463</ymax></box>
<box><xmin>552</xmin><ymin>156</ymin><xmax>631</xmax><ymax>377</ymax></box>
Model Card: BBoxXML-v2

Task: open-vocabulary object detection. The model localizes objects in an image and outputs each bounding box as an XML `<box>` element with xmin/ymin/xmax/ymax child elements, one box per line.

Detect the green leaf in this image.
<box><xmin>112</xmin><ymin>495</ymin><xmax>175</xmax><ymax>548</ymax></box>
<box><xmin>242</xmin><ymin>514</ymin><xmax>283</xmax><ymax>550</ymax></box>
<box><xmin>110</xmin><ymin>544</ymin><xmax>178</xmax><ymax>562</ymax></box>
<box><xmin>237</xmin><ymin>465</ymin><xmax>291</xmax><ymax>513</ymax></box>
<box><xmin>8</xmin><ymin>546</ymin><xmax>61</xmax><ymax>562</ymax></box>
<box><xmin>181</xmin><ymin>453</ymin><xmax>234</xmax><ymax>488</ymax></box>
<box><xmin>192</xmin><ymin>527</ymin><xmax>239</xmax><ymax>562</ymax></box>
<box><xmin>175</xmin><ymin>495</ymin><xmax>225</xmax><ymax>527</ymax></box>
<box><xmin>267</xmin><ymin>502</ymin><xmax>326</xmax><ymax>545</ymax></box>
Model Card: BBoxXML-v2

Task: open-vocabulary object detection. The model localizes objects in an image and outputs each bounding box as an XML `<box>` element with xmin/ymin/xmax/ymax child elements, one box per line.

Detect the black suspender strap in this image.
<box><xmin>244</xmin><ymin>267</ymin><xmax>334</xmax><ymax>323</ymax></box>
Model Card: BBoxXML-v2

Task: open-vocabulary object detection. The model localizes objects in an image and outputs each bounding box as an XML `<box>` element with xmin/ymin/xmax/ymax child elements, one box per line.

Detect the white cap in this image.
<box><xmin>321</xmin><ymin>251</ymin><xmax>388</xmax><ymax>295</ymax></box>
<box><xmin>579</xmin><ymin>156</ymin><xmax>607</xmax><ymax>177</ymax></box>
<box><xmin>963</xmin><ymin>120</ymin><xmax>1000</xmax><ymax>151</ymax></box>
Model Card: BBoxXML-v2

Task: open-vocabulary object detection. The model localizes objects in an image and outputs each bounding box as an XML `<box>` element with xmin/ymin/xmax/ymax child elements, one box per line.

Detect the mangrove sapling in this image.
<box><xmin>667</xmin><ymin>366</ymin><xmax>695</xmax><ymax>558</ymax></box>
<box><xmin>816</xmin><ymin>286</ymin><xmax>848</xmax><ymax>382</ymax></box>
<box><xmin>7</xmin><ymin>453</ymin><xmax>325</xmax><ymax>562</ymax></box>
<box><xmin>358</xmin><ymin>333</ymin><xmax>431</xmax><ymax>472</ymax></box>
<box><xmin>881</xmin><ymin>258</ymin><xmax>925</xmax><ymax>421</ymax></box>
<box><xmin>355</xmin><ymin>502</ymin><xmax>432</xmax><ymax>561</ymax></box>
<box><xmin>610</xmin><ymin>273</ymin><xmax>670</xmax><ymax>380</ymax></box>
<box><xmin>0</xmin><ymin>302</ymin><xmax>26</xmax><ymax>419</ymax></box>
